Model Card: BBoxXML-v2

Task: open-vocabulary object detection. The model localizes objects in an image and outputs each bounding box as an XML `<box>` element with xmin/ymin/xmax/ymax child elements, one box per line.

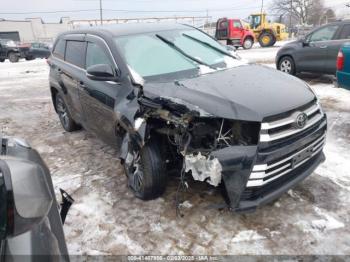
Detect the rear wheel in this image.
<box><xmin>258</xmin><ymin>32</ymin><xmax>276</xmax><ymax>47</ymax></box>
<box><xmin>278</xmin><ymin>56</ymin><xmax>296</xmax><ymax>75</ymax></box>
<box><xmin>55</xmin><ymin>93</ymin><xmax>80</xmax><ymax>132</ymax></box>
<box><xmin>243</xmin><ymin>37</ymin><xmax>253</xmax><ymax>49</ymax></box>
<box><xmin>124</xmin><ymin>139</ymin><xmax>167</xmax><ymax>200</ymax></box>
<box><xmin>8</xmin><ymin>52</ymin><xmax>19</xmax><ymax>63</ymax></box>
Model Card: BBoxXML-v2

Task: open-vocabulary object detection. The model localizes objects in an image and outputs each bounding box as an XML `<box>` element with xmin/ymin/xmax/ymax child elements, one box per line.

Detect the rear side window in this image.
<box><xmin>65</xmin><ymin>41</ymin><xmax>86</xmax><ymax>68</ymax></box>
<box><xmin>86</xmin><ymin>42</ymin><xmax>111</xmax><ymax>68</ymax></box>
<box><xmin>53</xmin><ymin>39</ymin><xmax>66</xmax><ymax>59</ymax></box>
<box><xmin>339</xmin><ymin>24</ymin><xmax>350</xmax><ymax>39</ymax></box>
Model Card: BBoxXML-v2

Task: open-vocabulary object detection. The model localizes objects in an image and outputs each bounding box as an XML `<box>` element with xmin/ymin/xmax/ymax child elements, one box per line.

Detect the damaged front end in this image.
<box><xmin>117</xmin><ymin>84</ymin><xmax>261</xmax><ymax>211</ymax></box>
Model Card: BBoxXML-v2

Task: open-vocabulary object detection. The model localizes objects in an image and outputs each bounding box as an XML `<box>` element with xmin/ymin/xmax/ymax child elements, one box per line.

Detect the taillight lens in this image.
<box><xmin>337</xmin><ymin>50</ymin><xmax>344</xmax><ymax>71</ymax></box>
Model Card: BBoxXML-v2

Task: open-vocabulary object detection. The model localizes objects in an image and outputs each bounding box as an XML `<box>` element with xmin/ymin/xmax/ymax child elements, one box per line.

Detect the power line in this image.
<box><xmin>0</xmin><ymin>9</ymin><xmax>98</xmax><ymax>15</ymax></box>
<box><xmin>0</xmin><ymin>5</ymin><xmax>261</xmax><ymax>15</ymax></box>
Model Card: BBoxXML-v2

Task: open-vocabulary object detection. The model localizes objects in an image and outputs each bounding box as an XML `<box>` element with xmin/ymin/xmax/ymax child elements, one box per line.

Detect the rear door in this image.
<box><xmin>297</xmin><ymin>24</ymin><xmax>340</xmax><ymax>73</ymax></box>
<box><xmin>325</xmin><ymin>23</ymin><xmax>350</xmax><ymax>74</ymax></box>
<box><xmin>78</xmin><ymin>35</ymin><xmax>121</xmax><ymax>145</ymax></box>
<box><xmin>60</xmin><ymin>36</ymin><xmax>86</xmax><ymax>124</ymax></box>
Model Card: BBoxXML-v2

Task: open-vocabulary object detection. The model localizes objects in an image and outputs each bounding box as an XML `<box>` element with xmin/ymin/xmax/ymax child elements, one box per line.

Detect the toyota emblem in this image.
<box><xmin>295</xmin><ymin>112</ymin><xmax>308</xmax><ymax>129</ymax></box>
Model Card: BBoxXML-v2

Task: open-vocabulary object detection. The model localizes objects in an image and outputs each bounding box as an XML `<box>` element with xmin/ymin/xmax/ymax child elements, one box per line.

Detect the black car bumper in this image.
<box><xmin>236</xmin><ymin>151</ymin><xmax>325</xmax><ymax>212</ymax></box>
<box><xmin>210</xmin><ymin>114</ymin><xmax>327</xmax><ymax>212</ymax></box>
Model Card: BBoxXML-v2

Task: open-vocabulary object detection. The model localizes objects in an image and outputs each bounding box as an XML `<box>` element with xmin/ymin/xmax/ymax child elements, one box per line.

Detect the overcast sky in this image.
<box><xmin>0</xmin><ymin>0</ymin><xmax>348</xmax><ymax>22</ymax></box>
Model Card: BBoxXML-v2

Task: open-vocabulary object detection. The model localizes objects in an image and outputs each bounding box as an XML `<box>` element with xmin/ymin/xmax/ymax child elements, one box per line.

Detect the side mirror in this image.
<box><xmin>0</xmin><ymin>158</ymin><xmax>52</xmax><ymax>240</ymax></box>
<box><xmin>302</xmin><ymin>40</ymin><xmax>310</xmax><ymax>47</ymax></box>
<box><xmin>86</xmin><ymin>64</ymin><xmax>116</xmax><ymax>81</ymax></box>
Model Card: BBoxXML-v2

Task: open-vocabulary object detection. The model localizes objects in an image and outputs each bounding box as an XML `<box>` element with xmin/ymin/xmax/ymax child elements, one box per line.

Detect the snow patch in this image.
<box><xmin>231</xmin><ymin>230</ymin><xmax>266</xmax><ymax>243</ymax></box>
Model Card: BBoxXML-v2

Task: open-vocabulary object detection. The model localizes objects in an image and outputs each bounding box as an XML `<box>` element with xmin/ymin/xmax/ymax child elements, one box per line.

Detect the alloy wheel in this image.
<box><xmin>125</xmin><ymin>152</ymin><xmax>144</xmax><ymax>193</ymax></box>
<box><xmin>56</xmin><ymin>96</ymin><xmax>69</xmax><ymax>129</ymax></box>
<box><xmin>280</xmin><ymin>59</ymin><xmax>292</xmax><ymax>73</ymax></box>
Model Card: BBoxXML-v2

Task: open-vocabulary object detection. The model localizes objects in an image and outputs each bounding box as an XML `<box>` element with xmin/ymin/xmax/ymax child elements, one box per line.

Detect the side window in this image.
<box><xmin>309</xmin><ymin>25</ymin><xmax>339</xmax><ymax>42</ymax></box>
<box><xmin>86</xmin><ymin>42</ymin><xmax>111</xmax><ymax>68</ymax></box>
<box><xmin>339</xmin><ymin>24</ymin><xmax>350</xmax><ymax>40</ymax></box>
<box><xmin>233</xmin><ymin>21</ymin><xmax>242</xmax><ymax>29</ymax></box>
<box><xmin>65</xmin><ymin>41</ymin><xmax>86</xmax><ymax>68</ymax></box>
<box><xmin>53</xmin><ymin>39</ymin><xmax>66</xmax><ymax>59</ymax></box>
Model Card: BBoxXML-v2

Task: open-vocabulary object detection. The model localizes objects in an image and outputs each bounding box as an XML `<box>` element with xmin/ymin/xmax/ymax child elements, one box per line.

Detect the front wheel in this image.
<box><xmin>124</xmin><ymin>139</ymin><xmax>167</xmax><ymax>200</ymax></box>
<box><xmin>258</xmin><ymin>32</ymin><xmax>275</xmax><ymax>47</ymax></box>
<box><xmin>278</xmin><ymin>56</ymin><xmax>296</xmax><ymax>75</ymax></box>
<box><xmin>8</xmin><ymin>52</ymin><xmax>19</xmax><ymax>63</ymax></box>
<box><xmin>243</xmin><ymin>38</ymin><xmax>253</xmax><ymax>49</ymax></box>
<box><xmin>55</xmin><ymin>93</ymin><xmax>80</xmax><ymax>132</ymax></box>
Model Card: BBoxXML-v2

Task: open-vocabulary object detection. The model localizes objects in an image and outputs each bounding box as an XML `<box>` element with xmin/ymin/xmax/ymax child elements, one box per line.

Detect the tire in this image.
<box><xmin>242</xmin><ymin>37</ymin><xmax>253</xmax><ymax>49</ymax></box>
<box><xmin>55</xmin><ymin>93</ymin><xmax>80</xmax><ymax>132</ymax></box>
<box><xmin>0</xmin><ymin>58</ymin><xmax>4</xmax><ymax>62</ymax></box>
<box><xmin>124</xmin><ymin>139</ymin><xmax>167</xmax><ymax>200</ymax></box>
<box><xmin>278</xmin><ymin>56</ymin><xmax>296</xmax><ymax>75</ymax></box>
<box><xmin>8</xmin><ymin>52</ymin><xmax>19</xmax><ymax>63</ymax></box>
<box><xmin>258</xmin><ymin>32</ymin><xmax>276</xmax><ymax>47</ymax></box>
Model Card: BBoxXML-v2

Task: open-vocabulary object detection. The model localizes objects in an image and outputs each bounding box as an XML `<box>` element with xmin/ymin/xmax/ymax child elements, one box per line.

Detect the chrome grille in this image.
<box><xmin>247</xmin><ymin>132</ymin><xmax>326</xmax><ymax>188</ymax></box>
<box><xmin>260</xmin><ymin>101</ymin><xmax>324</xmax><ymax>142</ymax></box>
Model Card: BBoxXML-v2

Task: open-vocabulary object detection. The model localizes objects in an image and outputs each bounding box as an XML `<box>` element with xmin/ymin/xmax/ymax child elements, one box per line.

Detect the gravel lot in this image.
<box><xmin>1</xmin><ymin>47</ymin><xmax>350</xmax><ymax>255</ymax></box>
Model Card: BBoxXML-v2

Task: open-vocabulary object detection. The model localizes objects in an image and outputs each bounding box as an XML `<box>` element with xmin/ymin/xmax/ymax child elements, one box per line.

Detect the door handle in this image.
<box><xmin>319</xmin><ymin>45</ymin><xmax>327</xmax><ymax>49</ymax></box>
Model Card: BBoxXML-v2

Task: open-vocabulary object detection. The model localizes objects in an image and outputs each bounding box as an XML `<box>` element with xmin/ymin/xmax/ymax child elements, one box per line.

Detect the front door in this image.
<box><xmin>231</xmin><ymin>20</ymin><xmax>244</xmax><ymax>40</ymax></box>
<box><xmin>297</xmin><ymin>24</ymin><xmax>340</xmax><ymax>73</ymax></box>
<box><xmin>78</xmin><ymin>36</ymin><xmax>121</xmax><ymax>146</ymax></box>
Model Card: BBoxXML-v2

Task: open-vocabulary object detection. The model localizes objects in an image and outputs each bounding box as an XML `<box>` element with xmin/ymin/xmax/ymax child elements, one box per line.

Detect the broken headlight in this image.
<box><xmin>187</xmin><ymin>118</ymin><xmax>260</xmax><ymax>152</ymax></box>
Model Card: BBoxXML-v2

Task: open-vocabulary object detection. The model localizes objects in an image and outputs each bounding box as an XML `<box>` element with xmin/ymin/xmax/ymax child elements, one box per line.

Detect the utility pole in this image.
<box><xmin>260</xmin><ymin>0</ymin><xmax>264</xmax><ymax>14</ymax></box>
<box><xmin>99</xmin><ymin>0</ymin><xmax>103</xmax><ymax>25</ymax></box>
<box><xmin>289</xmin><ymin>0</ymin><xmax>292</xmax><ymax>37</ymax></box>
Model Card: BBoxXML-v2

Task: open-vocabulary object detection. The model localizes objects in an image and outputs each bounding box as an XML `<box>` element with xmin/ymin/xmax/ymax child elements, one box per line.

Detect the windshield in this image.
<box><xmin>249</xmin><ymin>15</ymin><xmax>261</xmax><ymax>29</ymax></box>
<box><xmin>114</xmin><ymin>29</ymin><xmax>242</xmax><ymax>80</ymax></box>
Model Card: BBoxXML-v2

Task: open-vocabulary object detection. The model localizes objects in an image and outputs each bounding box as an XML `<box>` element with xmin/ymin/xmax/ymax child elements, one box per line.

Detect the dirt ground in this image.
<box><xmin>0</xmin><ymin>52</ymin><xmax>350</xmax><ymax>255</ymax></box>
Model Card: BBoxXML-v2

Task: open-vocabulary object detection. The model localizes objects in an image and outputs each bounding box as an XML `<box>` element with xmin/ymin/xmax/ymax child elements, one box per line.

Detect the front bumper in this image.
<box><xmin>237</xmin><ymin>151</ymin><xmax>325</xmax><ymax>212</ymax></box>
<box><xmin>210</xmin><ymin>114</ymin><xmax>327</xmax><ymax>212</ymax></box>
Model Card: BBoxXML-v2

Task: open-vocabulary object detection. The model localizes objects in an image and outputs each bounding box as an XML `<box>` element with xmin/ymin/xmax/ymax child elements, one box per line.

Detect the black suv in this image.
<box><xmin>0</xmin><ymin>39</ymin><xmax>20</xmax><ymax>63</ymax></box>
<box><xmin>49</xmin><ymin>23</ymin><xmax>327</xmax><ymax>212</ymax></box>
<box><xmin>277</xmin><ymin>20</ymin><xmax>350</xmax><ymax>75</ymax></box>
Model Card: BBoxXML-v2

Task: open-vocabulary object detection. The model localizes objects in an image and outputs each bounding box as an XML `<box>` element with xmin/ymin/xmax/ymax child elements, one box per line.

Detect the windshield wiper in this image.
<box><xmin>156</xmin><ymin>34</ymin><xmax>215</xmax><ymax>69</ymax></box>
<box><xmin>182</xmin><ymin>33</ymin><xmax>238</xmax><ymax>60</ymax></box>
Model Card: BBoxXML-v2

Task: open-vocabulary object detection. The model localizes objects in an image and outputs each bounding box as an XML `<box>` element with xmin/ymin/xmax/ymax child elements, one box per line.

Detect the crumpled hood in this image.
<box><xmin>142</xmin><ymin>64</ymin><xmax>315</xmax><ymax>122</ymax></box>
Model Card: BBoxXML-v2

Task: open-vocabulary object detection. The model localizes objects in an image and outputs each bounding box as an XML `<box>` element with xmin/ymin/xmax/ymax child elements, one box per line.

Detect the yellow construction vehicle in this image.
<box><xmin>247</xmin><ymin>13</ymin><xmax>288</xmax><ymax>47</ymax></box>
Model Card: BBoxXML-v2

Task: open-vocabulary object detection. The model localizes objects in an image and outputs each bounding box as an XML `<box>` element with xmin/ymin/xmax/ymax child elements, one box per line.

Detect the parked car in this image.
<box><xmin>0</xmin><ymin>39</ymin><xmax>20</xmax><ymax>63</ymax></box>
<box><xmin>49</xmin><ymin>23</ymin><xmax>327</xmax><ymax>212</ymax></box>
<box><xmin>337</xmin><ymin>43</ymin><xmax>350</xmax><ymax>90</ymax></box>
<box><xmin>26</xmin><ymin>42</ymin><xmax>51</xmax><ymax>60</ymax></box>
<box><xmin>0</xmin><ymin>137</ymin><xmax>72</xmax><ymax>260</ymax></box>
<box><xmin>215</xmin><ymin>18</ymin><xmax>255</xmax><ymax>49</ymax></box>
<box><xmin>276</xmin><ymin>20</ymin><xmax>350</xmax><ymax>75</ymax></box>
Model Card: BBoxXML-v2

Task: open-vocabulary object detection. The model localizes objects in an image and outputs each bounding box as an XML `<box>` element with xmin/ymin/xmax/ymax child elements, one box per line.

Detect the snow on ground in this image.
<box><xmin>236</xmin><ymin>40</ymin><xmax>292</xmax><ymax>64</ymax></box>
<box><xmin>0</xmin><ymin>49</ymin><xmax>350</xmax><ymax>255</ymax></box>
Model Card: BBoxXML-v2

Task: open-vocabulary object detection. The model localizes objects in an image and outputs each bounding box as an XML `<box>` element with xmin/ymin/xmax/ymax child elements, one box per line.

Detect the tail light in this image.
<box><xmin>337</xmin><ymin>50</ymin><xmax>344</xmax><ymax>71</ymax></box>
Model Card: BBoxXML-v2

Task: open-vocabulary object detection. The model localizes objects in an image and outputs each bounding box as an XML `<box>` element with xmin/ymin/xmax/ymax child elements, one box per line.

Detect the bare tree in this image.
<box><xmin>271</xmin><ymin>0</ymin><xmax>326</xmax><ymax>25</ymax></box>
